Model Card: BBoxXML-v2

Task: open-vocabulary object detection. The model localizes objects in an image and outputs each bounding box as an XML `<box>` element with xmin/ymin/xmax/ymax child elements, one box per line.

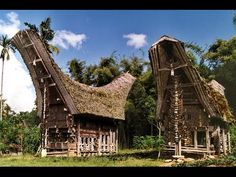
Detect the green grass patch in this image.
<box><xmin>0</xmin><ymin>149</ymin><xmax>164</xmax><ymax>167</ymax></box>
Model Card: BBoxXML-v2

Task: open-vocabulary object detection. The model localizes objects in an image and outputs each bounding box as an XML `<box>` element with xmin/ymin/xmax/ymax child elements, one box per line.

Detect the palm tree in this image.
<box><xmin>0</xmin><ymin>35</ymin><xmax>16</xmax><ymax>121</ymax></box>
<box><xmin>24</xmin><ymin>17</ymin><xmax>60</xmax><ymax>55</ymax></box>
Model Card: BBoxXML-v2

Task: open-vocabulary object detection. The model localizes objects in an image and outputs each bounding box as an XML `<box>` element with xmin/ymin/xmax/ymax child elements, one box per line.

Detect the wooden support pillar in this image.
<box><xmin>222</xmin><ymin>129</ymin><xmax>227</xmax><ymax>155</ymax></box>
<box><xmin>178</xmin><ymin>139</ymin><xmax>182</xmax><ymax>156</ymax></box>
<box><xmin>98</xmin><ymin>125</ymin><xmax>101</xmax><ymax>155</ymax></box>
<box><xmin>103</xmin><ymin>135</ymin><xmax>106</xmax><ymax>152</ymax></box>
<box><xmin>206</xmin><ymin>128</ymin><xmax>210</xmax><ymax>152</ymax></box>
<box><xmin>77</xmin><ymin>122</ymin><xmax>81</xmax><ymax>157</ymax></box>
<box><xmin>109</xmin><ymin>129</ymin><xmax>112</xmax><ymax>153</ymax></box>
<box><xmin>113</xmin><ymin>131</ymin><xmax>116</xmax><ymax>152</ymax></box>
<box><xmin>228</xmin><ymin>132</ymin><xmax>231</xmax><ymax>153</ymax></box>
<box><xmin>91</xmin><ymin>138</ymin><xmax>94</xmax><ymax>151</ymax></box>
<box><xmin>115</xmin><ymin>126</ymin><xmax>118</xmax><ymax>153</ymax></box>
<box><xmin>216</xmin><ymin>127</ymin><xmax>221</xmax><ymax>155</ymax></box>
<box><xmin>194</xmin><ymin>130</ymin><xmax>197</xmax><ymax>149</ymax></box>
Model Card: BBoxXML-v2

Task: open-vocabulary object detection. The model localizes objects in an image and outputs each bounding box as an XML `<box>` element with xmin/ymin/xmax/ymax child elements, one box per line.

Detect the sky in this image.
<box><xmin>0</xmin><ymin>10</ymin><xmax>235</xmax><ymax>113</ymax></box>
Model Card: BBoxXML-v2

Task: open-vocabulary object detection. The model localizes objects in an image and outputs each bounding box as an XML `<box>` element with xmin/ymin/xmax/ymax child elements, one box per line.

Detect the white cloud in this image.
<box><xmin>0</xmin><ymin>12</ymin><xmax>20</xmax><ymax>38</ymax></box>
<box><xmin>0</xmin><ymin>12</ymin><xmax>35</xmax><ymax>113</ymax></box>
<box><xmin>50</xmin><ymin>30</ymin><xmax>86</xmax><ymax>50</ymax></box>
<box><xmin>0</xmin><ymin>48</ymin><xmax>36</xmax><ymax>113</ymax></box>
<box><xmin>123</xmin><ymin>33</ymin><xmax>147</xmax><ymax>49</ymax></box>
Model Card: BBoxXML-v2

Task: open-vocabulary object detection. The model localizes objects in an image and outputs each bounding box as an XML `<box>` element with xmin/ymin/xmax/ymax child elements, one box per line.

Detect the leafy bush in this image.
<box><xmin>0</xmin><ymin>110</ymin><xmax>40</xmax><ymax>154</ymax></box>
<box><xmin>230</xmin><ymin>125</ymin><xmax>236</xmax><ymax>153</ymax></box>
<box><xmin>133</xmin><ymin>135</ymin><xmax>164</xmax><ymax>150</ymax></box>
<box><xmin>22</xmin><ymin>126</ymin><xmax>40</xmax><ymax>154</ymax></box>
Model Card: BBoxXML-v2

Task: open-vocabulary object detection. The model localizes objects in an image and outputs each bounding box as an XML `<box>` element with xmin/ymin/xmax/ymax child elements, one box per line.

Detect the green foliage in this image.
<box><xmin>0</xmin><ymin>110</ymin><xmax>40</xmax><ymax>154</ymax></box>
<box><xmin>24</xmin><ymin>17</ymin><xmax>59</xmax><ymax>55</ymax></box>
<box><xmin>0</xmin><ymin>34</ymin><xmax>16</xmax><ymax>61</ymax></box>
<box><xmin>67</xmin><ymin>59</ymin><xmax>86</xmax><ymax>82</ymax></box>
<box><xmin>120</xmin><ymin>57</ymin><xmax>145</xmax><ymax>77</ymax></box>
<box><xmin>230</xmin><ymin>125</ymin><xmax>236</xmax><ymax>153</ymax></box>
<box><xmin>22</xmin><ymin>126</ymin><xmax>40</xmax><ymax>154</ymax></box>
<box><xmin>203</xmin><ymin>37</ymin><xmax>236</xmax><ymax>69</ymax></box>
<box><xmin>133</xmin><ymin>136</ymin><xmax>164</xmax><ymax>150</ymax></box>
<box><xmin>213</xmin><ymin>60</ymin><xmax>236</xmax><ymax>114</ymax></box>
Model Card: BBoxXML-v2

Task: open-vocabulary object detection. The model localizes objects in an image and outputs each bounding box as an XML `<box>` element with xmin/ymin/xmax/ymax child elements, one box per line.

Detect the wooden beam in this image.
<box><xmin>183</xmin><ymin>101</ymin><xmax>200</xmax><ymax>105</ymax></box>
<box><xmin>165</xmin><ymin>82</ymin><xmax>197</xmax><ymax>89</ymax></box>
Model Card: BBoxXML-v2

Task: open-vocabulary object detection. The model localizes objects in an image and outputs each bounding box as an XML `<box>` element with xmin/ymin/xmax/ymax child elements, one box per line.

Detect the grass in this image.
<box><xmin>0</xmin><ymin>149</ymin><xmax>164</xmax><ymax>167</ymax></box>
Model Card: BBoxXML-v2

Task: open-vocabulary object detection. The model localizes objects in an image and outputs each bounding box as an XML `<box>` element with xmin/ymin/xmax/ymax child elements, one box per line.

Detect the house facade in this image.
<box><xmin>12</xmin><ymin>29</ymin><xmax>136</xmax><ymax>157</ymax></box>
<box><xmin>148</xmin><ymin>36</ymin><xmax>233</xmax><ymax>156</ymax></box>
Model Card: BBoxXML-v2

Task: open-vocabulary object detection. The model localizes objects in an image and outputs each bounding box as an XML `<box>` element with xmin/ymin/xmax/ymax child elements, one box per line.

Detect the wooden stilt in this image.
<box><xmin>116</xmin><ymin>126</ymin><xmax>118</xmax><ymax>153</ymax></box>
<box><xmin>178</xmin><ymin>139</ymin><xmax>181</xmax><ymax>156</ymax></box>
<box><xmin>228</xmin><ymin>132</ymin><xmax>231</xmax><ymax>153</ymax></box>
<box><xmin>206</xmin><ymin>128</ymin><xmax>210</xmax><ymax>152</ymax></box>
<box><xmin>222</xmin><ymin>129</ymin><xmax>227</xmax><ymax>155</ymax></box>
<box><xmin>98</xmin><ymin>125</ymin><xmax>101</xmax><ymax>155</ymax></box>
<box><xmin>77</xmin><ymin>122</ymin><xmax>81</xmax><ymax>157</ymax></box>
<box><xmin>113</xmin><ymin>131</ymin><xmax>116</xmax><ymax>152</ymax></box>
<box><xmin>109</xmin><ymin>129</ymin><xmax>112</xmax><ymax>153</ymax></box>
<box><xmin>194</xmin><ymin>130</ymin><xmax>197</xmax><ymax>149</ymax></box>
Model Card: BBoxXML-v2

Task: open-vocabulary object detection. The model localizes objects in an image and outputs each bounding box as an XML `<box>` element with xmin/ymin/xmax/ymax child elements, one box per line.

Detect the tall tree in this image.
<box><xmin>24</xmin><ymin>17</ymin><xmax>59</xmax><ymax>55</ymax></box>
<box><xmin>67</xmin><ymin>59</ymin><xmax>86</xmax><ymax>83</ymax></box>
<box><xmin>0</xmin><ymin>35</ymin><xmax>16</xmax><ymax>121</ymax></box>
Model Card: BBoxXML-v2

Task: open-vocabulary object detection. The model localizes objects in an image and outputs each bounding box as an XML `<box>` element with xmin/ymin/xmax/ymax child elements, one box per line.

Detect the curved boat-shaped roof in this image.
<box><xmin>149</xmin><ymin>35</ymin><xmax>233</xmax><ymax>122</ymax></box>
<box><xmin>11</xmin><ymin>29</ymin><xmax>135</xmax><ymax>120</ymax></box>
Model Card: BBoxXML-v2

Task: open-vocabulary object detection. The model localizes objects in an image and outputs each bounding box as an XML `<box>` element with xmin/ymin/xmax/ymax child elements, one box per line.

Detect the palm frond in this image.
<box><xmin>24</xmin><ymin>22</ymin><xmax>39</xmax><ymax>32</ymax></box>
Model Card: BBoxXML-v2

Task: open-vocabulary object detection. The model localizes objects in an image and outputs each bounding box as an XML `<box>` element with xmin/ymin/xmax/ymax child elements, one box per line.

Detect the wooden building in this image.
<box><xmin>148</xmin><ymin>35</ymin><xmax>234</xmax><ymax>156</ymax></box>
<box><xmin>11</xmin><ymin>29</ymin><xmax>135</xmax><ymax>157</ymax></box>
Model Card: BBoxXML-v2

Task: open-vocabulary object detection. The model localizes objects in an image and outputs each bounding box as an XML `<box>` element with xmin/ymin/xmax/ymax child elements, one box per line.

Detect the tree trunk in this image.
<box><xmin>157</xmin><ymin>122</ymin><xmax>162</xmax><ymax>159</ymax></box>
<box><xmin>0</xmin><ymin>58</ymin><xmax>4</xmax><ymax>121</ymax></box>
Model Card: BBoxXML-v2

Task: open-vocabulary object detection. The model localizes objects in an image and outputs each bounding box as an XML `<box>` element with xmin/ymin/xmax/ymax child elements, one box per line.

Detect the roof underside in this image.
<box><xmin>148</xmin><ymin>35</ymin><xmax>233</xmax><ymax>122</ymax></box>
<box><xmin>11</xmin><ymin>29</ymin><xmax>136</xmax><ymax>120</ymax></box>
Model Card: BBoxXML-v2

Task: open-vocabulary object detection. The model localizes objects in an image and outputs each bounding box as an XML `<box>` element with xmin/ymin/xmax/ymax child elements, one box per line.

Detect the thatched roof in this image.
<box><xmin>149</xmin><ymin>35</ymin><xmax>233</xmax><ymax>122</ymax></box>
<box><xmin>11</xmin><ymin>29</ymin><xmax>135</xmax><ymax>120</ymax></box>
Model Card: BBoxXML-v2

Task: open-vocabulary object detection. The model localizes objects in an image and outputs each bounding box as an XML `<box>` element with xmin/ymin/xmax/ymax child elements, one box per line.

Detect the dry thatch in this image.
<box><xmin>53</xmin><ymin>61</ymin><xmax>136</xmax><ymax>120</ymax></box>
<box><xmin>149</xmin><ymin>35</ymin><xmax>233</xmax><ymax>122</ymax></box>
<box><xmin>11</xmin><ymin>29</ymin><xmax>135</xmax><ymax>120</ymax></box>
